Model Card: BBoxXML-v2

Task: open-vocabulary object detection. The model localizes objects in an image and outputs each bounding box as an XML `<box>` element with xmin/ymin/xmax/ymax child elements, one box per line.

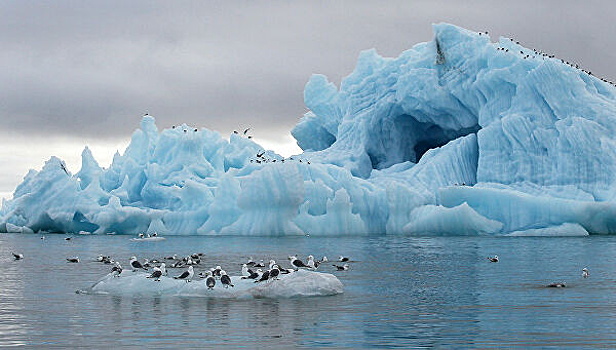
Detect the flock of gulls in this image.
<box><xmin>11</xmin><ymin>248</ymin><xmax>352</xmax><ymax>290</ymax></box>
<box><xmin>477</xmin><ymin>31</ymin><xmax>615</xmax><ymax>87</ymax></box>
<box><xmin>249</xmin><ymin>151</ymin><xmax>311</xmax><ymax>165</ymax></box>
<box><xmin>121</xmin><ymin>253</ymin><xmax>352</xmax><ymax>288</ymax></box>
<box><xmin>10</xmin><ymin>246</ymin><xmax>590</xmax><ymax>289</ymax></box>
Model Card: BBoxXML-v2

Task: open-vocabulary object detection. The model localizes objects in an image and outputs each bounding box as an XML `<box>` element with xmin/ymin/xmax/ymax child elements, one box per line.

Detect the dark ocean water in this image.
<box><xmin>1</xmin><ymin>233</ymin><xmax>615</xmax><ymax>348</ymax></box>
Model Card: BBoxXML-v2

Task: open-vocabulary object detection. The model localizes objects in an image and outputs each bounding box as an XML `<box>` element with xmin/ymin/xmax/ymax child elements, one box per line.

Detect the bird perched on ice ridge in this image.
<box><xmin>269</xmin><ymin>265</ymin><xmax>281</xmax><ymax>280</ymax></box>
<box><xmin>147</xmin><ymin>267</ymin><xmax>163</xmax><ymax>281</ymax></box>
<box><xmin>174</xmin><ymin>266</ymin><xmax>194</xmax><ymax>282</ymax></box>
<box><xmin>130</xmin><ymin>256</ymin><xmax>148</xmax><ymax>271</ymax></box>
<box><xmin>255</xmin><ymin>269</ymin><xmax>270</xmax><ymax>283</ymax></box>
<box><xmin>205</xmin><ymin>271</ymin><xmax>216</xmax><ymax>290</ymax></box>
<box><xmin>110</xmin><ymin>261</ymin><xmax>122</xmax><ymax>277</ymax></box>
<box><xmin>220</xmin><ymin>270</ymin><xmax>234</xmax><ymax>288</ymax></box>
<box><xmin>242</xmin><ymin>268</ymin><xmax>260</xmax><ymax>280</ymax></box>
<box><xmin>241</xmin><ymin>264</ymin><xmax>250</xmax><ymax>277</ymax></box>
<box><xmin>288</xmin><ymin>255</ymin><xmax>309</xmax><ymax>269</ymax></box>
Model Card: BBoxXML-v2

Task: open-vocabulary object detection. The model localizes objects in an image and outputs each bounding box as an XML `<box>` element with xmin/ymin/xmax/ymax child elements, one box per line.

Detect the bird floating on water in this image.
<box><xmin>334</xmin><ymin>263</ymin><xmax>349</xmax><ymax>271</ymax></box>
<box><xmin>582</xmin><ymin>267</ymin><xmax>589</xmax><ymax>278</ymax></box>
<box><xmin>487</xmin><ymin>255</ymin><xmax>499</xmax><ymax>263</ymax></box>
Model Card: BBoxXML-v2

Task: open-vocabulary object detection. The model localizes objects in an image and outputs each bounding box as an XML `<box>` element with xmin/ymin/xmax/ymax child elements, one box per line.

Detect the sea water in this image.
<box><xmin>1</xmin><ymin>233</ymin><xmax>616</xmax><ymax>348</ymax></box>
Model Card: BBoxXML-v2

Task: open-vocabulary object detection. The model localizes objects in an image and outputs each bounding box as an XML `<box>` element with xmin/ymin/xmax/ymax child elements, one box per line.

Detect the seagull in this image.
<box><xmin>289</xmin><ymin>255</ymin><xmax>309</xmax><ymax>269</ymax></box>
<box><xmin>255</xmin><ymin>269</ymin><xmax>270</xmax><ymax>283</ymax></box>
<box><xmin>582</xmin><ymin>268</ymin><xmax>589</xmax><ymax>278</ymax></box>
<box><xmin>110</xmin><ymin>261</ymin><xmax>122</xmax><ymax>277</ymax></box>
<box><xmin>158</xmin><ymin>263</ymin><xmax>167</xmax><ymax>276</ymax></box>
<box><xmin>487</xmin><ymin>255</ymin><xmax>499</xmax><ymax>263</ymax></box>
<box><xmin>66</xmin><ymin>257</ymin><xmax>80</xmax><ymax>263</ymax></box>
<box><xmin>269</xmin><ymin>265</ymin><xmax>281</xmax><ymax>280</ymax></box>
<box><xmin>129</xmin><ymin>256</ymin><xmax>148</xmax><ymax>271</ymax></box>
<box><xmin>334</xmin><ymin>263</ymin><xmax>349</xmax><ymax>271</ymax></box>
<box><xmin>147</xmin><ymin>267</ymin><xmax>163</xmax><ymax>281</ymax></box>
<box><xmin>220</xmin><ymin>270</ymin><xmax>234</xmax><ymax>288</ymax></box>
<box><xmin>205</xmin><ymin>271</ymin><xmax>216</xmax><ymax>290</ymax></box>
<box><xmin>242</xmin><ymin>268</ymin><xmax>259</xmax><ymax>280</ymax></box>
<box><xmin>241</xmin><ymin>264</ymin><xmax>250</xmax><ymax>277</ymax></box>
<box><xmin>174</xmin><ymin>266</ymin><xmax>194</xmax><ymax>282</ymax></box>
<box><xmin>306</xmin><ymin>255</ymin><xmax>316</xmax><ymax>269</ymax></box>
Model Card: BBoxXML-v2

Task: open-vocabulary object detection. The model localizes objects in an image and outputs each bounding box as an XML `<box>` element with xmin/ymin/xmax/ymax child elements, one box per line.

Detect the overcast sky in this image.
<box><xmin>1</xmin><ymin>1</ymin><xmax>614</xmax><ymax>200</ymax></box>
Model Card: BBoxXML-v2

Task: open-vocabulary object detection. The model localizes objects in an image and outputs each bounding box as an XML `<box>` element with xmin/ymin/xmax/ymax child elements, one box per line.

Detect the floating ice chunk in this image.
<box><xmin>85</xmin><ymin>269</ymin><xmax>343</xmax><ymax>298</ymax></box>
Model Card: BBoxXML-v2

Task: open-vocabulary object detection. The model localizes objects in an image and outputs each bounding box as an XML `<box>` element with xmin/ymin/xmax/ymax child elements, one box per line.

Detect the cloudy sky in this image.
<box><xmin>1</xmin><ymin>1</ymin><xmax>614</xmax><ymax>200</ymax></box>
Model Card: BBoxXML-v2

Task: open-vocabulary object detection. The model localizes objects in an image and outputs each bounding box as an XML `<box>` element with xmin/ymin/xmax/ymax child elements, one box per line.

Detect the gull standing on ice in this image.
<box><xmin>147</xmin><ymin>267</ymin><xmax>163</xmax><ymax>281</ymax></box>
<box><xmin>174</xmin><ymin>266</ymin><xmax>194</xmax><ymax>282</ymax></box>
<box><xmin>255</xmin><ymin>269</ymin><xmax>270</xmax><ymax>283</ymax></box>
<box><xmin>205</xmin><ymin>271</ymin><xmax>216</xmax><ymax>290</ymax></box>
<box><xmin>220</xmin><ymin>270</ymin><xmax>234</xmax><ymax>288</ymax></box>
<box><xmin>306</xmin><ymin>255</ymin><xmax>316</xmax><ymax>269</ymax></box>
<box><xmin>130</xmin><ymin>256</ymin><xmax>148</xmax><ymax>271</ymax></box>
<box><xmin>269</xmin><ymin>265</ymin><xmax>281</xmax><ymax>280</ymax></box>
<box><xmin>241</xmin><ymin>264</ymin><xmax>250</xmax><ymax>277</ymax></box>
<box><xmin>289</xmin><ymin>255</ymin><xmax>309</xmax><ymax>269</ymax></box>
<box><xmin>242</xmin><ymin>268</ymin><xmax>260</xmax><ymax>280</ymax></box>
<box><xmin>111</xmin><ymin>261</ymin><xmax>122</xmax><ymax>277</ymax></box>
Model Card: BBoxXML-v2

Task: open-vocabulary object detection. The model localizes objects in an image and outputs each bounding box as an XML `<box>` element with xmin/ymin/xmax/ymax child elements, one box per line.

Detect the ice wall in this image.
<box><xmin>3</xmin><ymin>23</ymin><xmax>616</xmax><ymax>236</ymax></box>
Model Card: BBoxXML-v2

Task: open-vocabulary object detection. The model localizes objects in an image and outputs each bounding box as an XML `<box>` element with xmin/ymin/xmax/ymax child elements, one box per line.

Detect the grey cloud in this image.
<box><xmin>0</xmin><ymin>1</ymin><xmax>614</xmax><ymax>140</ymax></box>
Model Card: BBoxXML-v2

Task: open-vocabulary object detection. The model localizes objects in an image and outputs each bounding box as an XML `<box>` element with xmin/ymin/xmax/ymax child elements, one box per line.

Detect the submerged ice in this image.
<box><xmin>3</xmin><ymin>23</ymin><xmax>616</xmax><ymax>236</ymax></box>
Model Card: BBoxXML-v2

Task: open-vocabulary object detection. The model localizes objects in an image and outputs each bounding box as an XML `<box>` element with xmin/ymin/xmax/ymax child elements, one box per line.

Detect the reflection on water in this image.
<box><xmin>1</xmin><ymin>233</ymin><xmax>616</xmax><ymax>348</ymax></box>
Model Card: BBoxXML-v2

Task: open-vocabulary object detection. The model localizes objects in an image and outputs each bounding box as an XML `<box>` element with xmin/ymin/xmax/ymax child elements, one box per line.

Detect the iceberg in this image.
<box><xmin>83</xmin><ymin>269</ymin><xmax>344</xmax><ymax>298</ymax></box>
<box><xmin>3</xmin><ymin>23</ymin><xmax>616</xmax><ymax>236</ymax></box>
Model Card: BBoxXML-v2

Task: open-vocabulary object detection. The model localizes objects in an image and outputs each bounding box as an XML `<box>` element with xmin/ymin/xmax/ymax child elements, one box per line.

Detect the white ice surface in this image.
<box><xmin>85</xmin><ymin>269</ymin><xmax>344</xmax><ymax>298</ymax></box>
